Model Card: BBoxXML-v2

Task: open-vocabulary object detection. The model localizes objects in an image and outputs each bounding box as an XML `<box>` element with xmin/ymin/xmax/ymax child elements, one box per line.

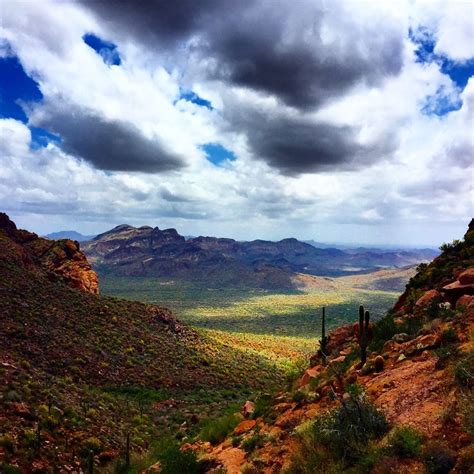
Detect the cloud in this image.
<box><xmin>81</xmin><ymin>0</ymin><xmax>404</xmax><ymax>110</ymax></box>
<box><xmin>226</xmin><ymin>104</ymin><xmax>397</xmax><ymax>174</ymax></box>
<box><xmin>30</xmin><ymin>103</ymin><xmax>185</xmax><ymax>173</ymax></box>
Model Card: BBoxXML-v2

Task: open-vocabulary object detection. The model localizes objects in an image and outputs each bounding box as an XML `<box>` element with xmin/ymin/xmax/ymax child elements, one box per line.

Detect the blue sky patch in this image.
<box><xmin>421</xmin><ymin>86</ymin><xmax>462</xmax><ymax>116</ymax></box>
<box><xmin>178</xmin><ymin>89</ymin><xmax>213</xmax><ymax>110</ymax></box>
<box><xmin>0</xmin><ymin>56</ymin><xmax>43</xmax><ymax>122</ymax></box>
<box><xmin>201</xmin><ymin>143</ymin><xmax>236</xmax><ymax>166</ymax></box>
<box><xmin>83</xmin><ymin>33</ymin><xmax>121</xmax><ymax>66</ymax></box>
<box><xmin>29</xmin><ymin>127</ymin><xmax>61</xmax><ymax>149</ymax></box>
<box><xmin>409</xmin><ymin>26</ymin><xmax>474</xmax><ymax>116</ymax></box>
<box><xmin>410</xmin><ymin>26</ymin><xmax>474</xmax><ymax>91</ymax></box>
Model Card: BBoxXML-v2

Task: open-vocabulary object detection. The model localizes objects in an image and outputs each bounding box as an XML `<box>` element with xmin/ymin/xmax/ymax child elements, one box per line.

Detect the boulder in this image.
<box><xmin>234</xmin><ymin>419</ymin><xmax>256</xmax><ymax>435</ymax></box>
<box><xmin>242</xmin><ymin>400</ymin><xmax>255</xmax><ymax>418</ymax></box>
<box><xmin>415</xmin><ymin>289</ymin><xmax>440</xmax><ymax>308</ymax></box>
<box><xmin>459</xmin><ymin>268</ymin><xmax>474</xmax><ymax>285</ymax></box>
<box><xmin>299</xmin><ymin>365</ymin><xmax>322</xmax><ymax>387</ymax></box>
<box><xmin>457</xmin><ymin>295</ymin><xmax>474</xmax><ymax>309</ymax></box>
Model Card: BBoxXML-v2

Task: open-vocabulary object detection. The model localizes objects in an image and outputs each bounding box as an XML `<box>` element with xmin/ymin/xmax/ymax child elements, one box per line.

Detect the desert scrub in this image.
<box><xmin>0</xmin><ymin>434</ymin><xmax>15</xmax><ymax>453</ymax></box>
<box><xmin>311</xmin><ymin>391</ymin><xmax>388</xmax><ymax>462</ymax></box>
<box><xmin>388</xmin><ymin>426</ymin><xmax>422</xmax><ymax>458</ymax></box>
<box><xmin>241</xmin><ymin>432</ymin><xmax>266</xmax><ymax>453</ymax></box>
<box><xmin>199</xmin><ymin>413</ymin><xmax>241</xmax><ymax>445</ymax></box>
<box><xmin>422</xmin><ymin>440</ymin><xmax>455</xmax><ymax>474</ymax></box>
<box><xmin>285</xmin><ymin>421</ymin><xmax>343</xmax><ymax>474</ymax></box>
<box><xmin>454</xmin><ymin>351</ymin><xmax>473</xmax><ymax>388</ymax></box>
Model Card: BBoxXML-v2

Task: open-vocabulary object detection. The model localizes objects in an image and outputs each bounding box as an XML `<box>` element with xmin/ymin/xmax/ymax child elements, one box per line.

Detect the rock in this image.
<box><xmin>459</xmin><ymin>268</ymin><xmax>474</xmax><ymax>285</ymax></box>
<box><xmin>404</xmin><ymin>334</ymin><xmax>441</xmax><ymax>356</ymax></box>
<box><xmin>325</xmin><ymin>324</ymin><xmax>357</xmax><ymax>354</ymax></box>
<box><xmin>145</xmin><ymin>461</ymin><xmax>162</xmax><ymax>472</ymax></box>
<box><xmin>392</xmin><ymin>333</ymin><xmax>411</xmax><ymax>343</ymax></box>
<box><xmin>234</xmin><ymin>419</ymin><xmax>256</xmax><ymax>435</ymax></box>
<box><xmin>299</xmin><ymin>365</ymin><xmax>322</xmax><ymax>387</ymax></box>
<box><xmin>345</xmin><ymin>373</ymin><xmax>357</xmax><ymax>385</ymax></box>
<box><xmin>328</xmin><ymin>355</ymin><xmax>346</xmax><ymax>368</ymax></box>
<box><xmin>98</xmin><ymin>450</ymin><xmax>119</xmax><ymax>463</ymax></box>
<box><xmin>415</xmin><ymin>289</ymin><xmax>440</xmax><ymax>308</ymax></box>
<box><xmin>374</xmin><ymin>355</ymin><xmax>384</xmax><ymax>372</ymax></box>
<box><xmin>11</xmin><ymin>402</ymin><xmax>32</xmax><ymax>419</ymax></box>
<box><xmin>361</xmin><ymin>362</ymin><xmax>375</xmax><ymax>375</ymax></box>
<box><xmin>242</xmin><ymin>400</ymin><xmax>255</xmax><ymax>418</ymax></box>
<box><xmin>0</xmin><ymin>213</ymin><xmax>99</xmax><ymax>294</ymax></box>
<box><xmin>457</xmin><ymin>295</ymin><xmax>474</xmax><ymax>309</ymax></box>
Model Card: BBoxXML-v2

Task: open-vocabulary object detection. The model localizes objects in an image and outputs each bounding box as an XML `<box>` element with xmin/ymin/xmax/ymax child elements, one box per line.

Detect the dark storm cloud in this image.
<box><xmin>227</xmin><ymin>106</ymin><xmax>398</xmax><ymax>174</ymax></box>
<box><xmin>33</xmin><ymin>105</ymin><xmax>184</xmax><ymax>173</ymax></box>
<box><xmin>80</xmin><ymin>0</ymin><xmax>403</xmax><ymax>110</ymax></box>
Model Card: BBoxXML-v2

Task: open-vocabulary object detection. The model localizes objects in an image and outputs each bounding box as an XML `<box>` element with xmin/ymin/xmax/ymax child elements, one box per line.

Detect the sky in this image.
<box><xmin>0</xmin><ymin>0</ymin><xmax>473</xmax><ymax>246</ymax></box>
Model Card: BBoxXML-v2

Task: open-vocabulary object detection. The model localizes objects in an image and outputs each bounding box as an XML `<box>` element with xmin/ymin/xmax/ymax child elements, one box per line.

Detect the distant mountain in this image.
<box><xmin>83</xmin><ymin>224</ymin><xmax>438</xmax><ymax>289</ymax></box>
<box><xmin>45</xmin><ymin>230</ymin><xmax>96</xmax><ymax>241</ymax></box>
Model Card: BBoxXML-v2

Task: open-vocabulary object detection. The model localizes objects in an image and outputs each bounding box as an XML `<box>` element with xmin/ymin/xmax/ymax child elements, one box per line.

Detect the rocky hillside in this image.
<box><xmin>186</xmin><ymin>221</ymin><xmax>474</xmax><ymax>473</ymax></box>
<box><xmin>0</xmin><ymin>214</ymin><xmax>283</xmax><ymax>472</ymax></box>
<box><xmin>82</xmin><ymin>223</ymin><xmax>437</xmax><ymax>289</ymax></box>
<box><xmin>0</xmin><ymin>212</ymin><xmax>98</xmax><ymax>294</ymax></box>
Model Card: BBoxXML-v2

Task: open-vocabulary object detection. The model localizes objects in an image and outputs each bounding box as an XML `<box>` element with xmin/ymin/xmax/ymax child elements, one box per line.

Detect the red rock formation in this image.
<box><xmin>0</xmin><ymin>212</ymin><xmax>98</xmax><ymax>294</ymax></box>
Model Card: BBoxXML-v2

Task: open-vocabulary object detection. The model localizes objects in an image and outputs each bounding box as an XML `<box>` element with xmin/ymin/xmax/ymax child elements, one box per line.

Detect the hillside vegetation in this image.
<box><xmin>0</xmin><ymin>214</ymin><xmax>284</xmax><ymax>472</ymax></box>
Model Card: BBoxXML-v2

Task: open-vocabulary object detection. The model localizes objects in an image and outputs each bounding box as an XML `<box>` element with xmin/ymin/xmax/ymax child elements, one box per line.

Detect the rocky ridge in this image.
<box><xmin>82</xmin><ymin>223</ymin><xmax>438</xmax><ymax>289</ymax></box>
<box><xmin>0</xmin><ymin>213</ymin><xmax>98</xmax><ymax>294</ymax></box>
<box><xmin>184</xmin><ymin>221</ymin><xmax>474</xmax><ymax>473</ymax></box>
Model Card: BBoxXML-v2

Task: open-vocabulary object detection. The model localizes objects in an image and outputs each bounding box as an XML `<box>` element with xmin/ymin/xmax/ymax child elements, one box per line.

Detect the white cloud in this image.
<box><xmin>0</xmin><ymin>0</ymin><xmax>472</xmax><ymax>246</ymax></box>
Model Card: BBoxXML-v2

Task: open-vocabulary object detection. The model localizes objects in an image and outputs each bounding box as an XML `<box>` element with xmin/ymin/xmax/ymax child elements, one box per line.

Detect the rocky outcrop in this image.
<box><xmin>0</xmin><ymin>213</ymin><xmax>98</xmax><ymax>294</ymax></box>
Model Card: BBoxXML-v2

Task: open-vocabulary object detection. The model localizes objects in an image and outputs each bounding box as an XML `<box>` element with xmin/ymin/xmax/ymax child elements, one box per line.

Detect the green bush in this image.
<box><xmin>454</xmin><ymin>352</ymin><xmax>474</xmax><ymax>388</ymax></box>
<box><xmin>388</xmin><ymin>426</ymin><xmax>422</xmax><ymax>458</ymax></box>
<box><xmin>422</xmin><ymin>441</ymin><xmax>455</xmax><ymax>474</ymax></box>
<box><xmin>241</xmin><ymin>432</ymin><xmax>265</xmax><ymax>453</ymax></box>
<box><xmin>284</xmin><ymin>422</ymin><xmax>343</xmax><ymax>474</ymax></box>
<box><xmin>369</xmin><ymin>314</ymin><xmax>398</xmax><ymax>352</ymax></box>
<box><xmin>158</xmin><ymin>444</ymin><xmax>203</xmax><ymax>474</ymax></box>
<box><xmin>440</xmin><ymin>327</ymin><xmax>458</xmax><ymax>345</ymax></box>
<box><xmin>0</xmin><ymin>435</ymin><xmax>15</xmax><ymax>453</ymax></box>
<box><xmin>312</xmin><ymin>392</ymin><xmax>388</xmax><ymax>461</ymax></box>
<box><xmin>199</xmin><ymin>413</ymin><xmax>240</xmax><ymax>445</ymax></box>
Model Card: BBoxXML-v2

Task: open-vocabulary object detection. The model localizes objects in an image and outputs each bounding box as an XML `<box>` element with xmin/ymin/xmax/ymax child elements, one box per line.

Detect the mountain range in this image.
<box><xmin>81</xmin><ymin>224</ymin><xmax>438</xmax><ymax>289</ymax></box>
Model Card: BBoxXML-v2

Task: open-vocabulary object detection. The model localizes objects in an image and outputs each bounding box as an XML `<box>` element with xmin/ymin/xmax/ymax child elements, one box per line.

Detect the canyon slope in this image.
<box><xmin>186</xmin><ymin>219</ymin><xmax>474</xmax><ymax>473</ymax></box>
<box><xmin>82</xmin><ymin>224</ymin><xmax>437</xmax><ymax>289</ymax></box>
<box><xmin>0</xmin><ymin>213</ymin><xmax>282</xmax><ymax>472</ymax></box>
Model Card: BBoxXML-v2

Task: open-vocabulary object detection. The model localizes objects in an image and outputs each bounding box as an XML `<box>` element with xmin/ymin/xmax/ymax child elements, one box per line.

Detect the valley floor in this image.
<box><xmin>98</xmin><ymin>267</ymin><xmax>412</xmax><ymax>370</ymax></box>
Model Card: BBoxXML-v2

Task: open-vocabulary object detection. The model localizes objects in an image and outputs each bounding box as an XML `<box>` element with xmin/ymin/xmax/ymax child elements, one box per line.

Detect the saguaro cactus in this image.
<box><xmin>319</xmin><ymin>306</ymin><xmax>330</xmax><ymax>362</ymax></box>
<box><xmin>358</xmin><ymin>305</ymin><xmax>370</xmax><ymax>365</ymax></box>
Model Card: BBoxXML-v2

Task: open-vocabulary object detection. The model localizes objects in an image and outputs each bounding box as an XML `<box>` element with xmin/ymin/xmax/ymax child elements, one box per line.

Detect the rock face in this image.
<box><xmin>0</xmin><ymin>212</ymin><xmax>98</xmax><ymax>294</ymax></box>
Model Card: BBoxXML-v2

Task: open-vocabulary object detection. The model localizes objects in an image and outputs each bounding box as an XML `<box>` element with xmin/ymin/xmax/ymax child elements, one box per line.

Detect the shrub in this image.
<box><xmin>439</xmin><ymin>327</ymin><xmax>458</xmax><ymax>345</ymax></box>
<box><xmin>422</xmin><ymin>441</ymin><xmax>455</xmax><ymax>474</ymax></box>
<box><xmin>241</xmin><ymin>432</ymin><xmax>265</xmax><ymax>453</ymax></box>
<box><xmin>456</xmin><ymin>445</ymin><xmax>474</xmax><ymax>474</ymax></box>
<box><xmin>312</xmin><ymin>392</ymin><xmax>388</xmax><ymax>461</ymax></box>
<box><xmin>158</xmin><ymin>444</ymin><xmax>203</xmax><ymax>474</ymax></box>
<box><xmin>292</xmin><ymin>390</ymin><xmax>306</xmax><ymax>403</ymax></box>
<box><xmin>0</xmin><ymin>435</ymin><xmax>15</xmax><ymax>453</ymax></box>
<box><xmin>454</xmin><ymin>352</ymin><xmax>474</xmax><ymax>388</ymax></box>
<box><xmin>388</xmin><ymin>426</ymin><xmax>422</xmax><ymax>458</ymax></box>
<box><xmin>80</xmin><ymin>436</ymin><xmax>102</xmax><ymax>456</ymax></box>
<box><xmin>199</xmin><ymin>413</ymin><xmax>240</xmax><ymax>445</ymax></box>
<box><xmin>369</xmin><ymin>314</ymin><xmax>398</xmax><ymax>352</ymax></box>
<box><xmin>284</xmin><ymin>422</ymin><xmax>343</xmax><ymax>474</ymax></box>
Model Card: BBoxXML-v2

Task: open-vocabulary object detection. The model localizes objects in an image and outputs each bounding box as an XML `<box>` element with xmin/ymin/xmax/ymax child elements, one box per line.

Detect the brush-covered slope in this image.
<box><xmin>0</xmin><ymin>214</ymin><xmax>282</xmax><ymax>472</ymax></box>
<box><xmin>188</xmin><ymin>220</ymin><xmax>474</xmax><ymax>473</ymax></box>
